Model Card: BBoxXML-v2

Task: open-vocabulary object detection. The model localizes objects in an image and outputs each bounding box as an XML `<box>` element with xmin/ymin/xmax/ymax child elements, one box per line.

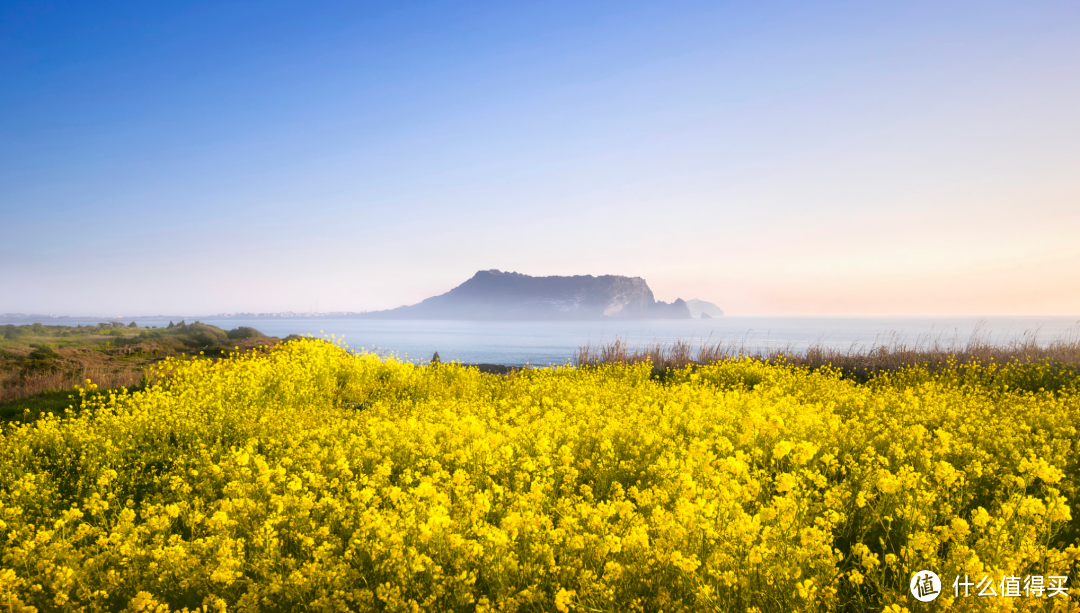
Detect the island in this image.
<box><xmin>361</xmin><ymin>270</ymin><xmax>694</xmax><ymax>320</ymax></box>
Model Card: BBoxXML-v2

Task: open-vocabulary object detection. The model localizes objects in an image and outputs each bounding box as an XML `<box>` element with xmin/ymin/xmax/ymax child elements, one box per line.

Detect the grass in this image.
<box><xmin>7</xmin><ymin>320</ymin><xmax>1080</xmax><ymax>422</ymax></box>
<box><xmin>0</xmin><ymin>386</ymin><xmax>150</xmax><ymax>424</ymax></box>
<box><xmin>0</xmin><ymin>363</ymin><xmax>145</xmax><ymax>402</ymax></box>
<box><xmin>0</xmin><ymin>388</ymin><xmax>79</xmax><ymax>422</ymax></box>
<box><xmin>0</xmin><ymin>321</ymin><xmax>278</xmax><ymax>404</ymax></box>
<box><xmin>575</xmin><ymin>321</ymin><xmax>1080</xmax><ymax>382</ymax></box>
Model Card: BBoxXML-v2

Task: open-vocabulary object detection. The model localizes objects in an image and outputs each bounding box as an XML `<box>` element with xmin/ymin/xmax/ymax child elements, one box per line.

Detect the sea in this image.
<box><xmin>18</xmin><ymin>316</ymin><xmax>1080</xmax><ymax>367</ymax></box>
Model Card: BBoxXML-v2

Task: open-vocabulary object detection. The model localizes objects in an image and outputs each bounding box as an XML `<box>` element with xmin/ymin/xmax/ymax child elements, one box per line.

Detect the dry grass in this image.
<box><xmin>0</xmin><ymin>365</ymin><xmax>144</xmax><ymax>402</ymax></box>
<box><xmin>575</xmin><ymin>323</ymin><xmax>1080</xmax><ymax>379</ymax></box>
<box><xmin>0</xmin><ymin>337</ymin><xmax>278</xmax><ymax>403</ymax></box>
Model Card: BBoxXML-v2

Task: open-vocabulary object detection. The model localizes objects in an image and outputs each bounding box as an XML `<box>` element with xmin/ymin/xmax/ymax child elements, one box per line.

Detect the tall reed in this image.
<box><xmin>575</xmin><ymin>322</ymin><xmax>1080</xmax><ymax>378</ymax></box>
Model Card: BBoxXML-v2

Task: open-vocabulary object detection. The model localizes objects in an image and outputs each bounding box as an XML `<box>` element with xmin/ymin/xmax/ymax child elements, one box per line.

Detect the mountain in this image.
<box><xmin>685</xmin><ymin>299</ymin><xmax>724</xmax><ymax>318</ymax></box>
<box><xmin>363</xmin><ymin>270</ymin><xmax>692</xmax><ymax>320</ymax></box>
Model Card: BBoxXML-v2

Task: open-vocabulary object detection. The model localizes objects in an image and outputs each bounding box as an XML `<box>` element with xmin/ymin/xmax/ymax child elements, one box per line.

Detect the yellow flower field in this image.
<box><xmin>1</xmin><ymin>339</ymin><xmax>1078</xmax><ymax>612</ymax></box>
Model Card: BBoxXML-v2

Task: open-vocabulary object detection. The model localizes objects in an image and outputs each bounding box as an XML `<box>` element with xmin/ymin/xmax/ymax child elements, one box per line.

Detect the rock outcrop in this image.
<box><xmin>363</xmin><ymin>270</ymin><xmax>693</xmax><ymax>320</ymax></box>
<box><xmin>685</xmin><ymin>299</ymin><xmax>724</xmax><ymax>318</ymax></box>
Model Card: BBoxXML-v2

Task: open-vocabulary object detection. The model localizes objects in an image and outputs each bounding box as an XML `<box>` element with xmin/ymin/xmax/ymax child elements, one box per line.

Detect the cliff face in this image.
<box><xmin>365</xmin><ymin>270</ymin><xmax>692</xmax><ymax>320</ymax></box>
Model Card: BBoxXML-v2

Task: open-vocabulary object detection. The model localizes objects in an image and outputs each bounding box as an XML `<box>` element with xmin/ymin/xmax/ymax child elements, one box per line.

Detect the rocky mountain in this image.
<box><xmin>685</xmin><ymin>299</ymin><xmax>724</xmax><ymax>318</ymax></box>
<box><xmin>363</xmin><ymin>270</ymin><xmax>692</xmax><ymax>320</ymax></box>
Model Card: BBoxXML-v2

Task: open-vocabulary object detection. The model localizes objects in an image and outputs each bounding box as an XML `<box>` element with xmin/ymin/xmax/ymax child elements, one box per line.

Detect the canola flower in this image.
<box><xmin>0</xmin><ymin>339</ymin><xmax>1078</xmax><ymax>612</ymax></box>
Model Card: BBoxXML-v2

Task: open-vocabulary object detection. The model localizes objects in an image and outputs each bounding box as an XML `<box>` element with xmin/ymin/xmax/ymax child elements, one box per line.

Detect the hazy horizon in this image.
<box><xmin>3</xmin><ymin>1</ymin><xmax>1078</xmax><ymax>317</ymax></box>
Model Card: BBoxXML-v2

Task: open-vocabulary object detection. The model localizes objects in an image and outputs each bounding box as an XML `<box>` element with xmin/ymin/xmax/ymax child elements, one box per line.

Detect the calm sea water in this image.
<box><xmin>36</xmin><ymin>316</ymin><xmax>1079</xmax><ymax>367</ymax></box>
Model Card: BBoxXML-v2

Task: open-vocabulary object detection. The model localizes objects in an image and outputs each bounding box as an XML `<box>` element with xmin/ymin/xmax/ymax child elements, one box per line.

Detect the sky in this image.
<box><xmin>2</xmin><ymin>0</ymin><xmax>1078</xmax><ymax>317</ymax></box>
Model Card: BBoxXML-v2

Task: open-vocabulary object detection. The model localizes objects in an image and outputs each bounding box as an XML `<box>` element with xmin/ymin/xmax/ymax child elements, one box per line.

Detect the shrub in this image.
<box><xmin>226</xmin><ymin>326</ymin><xmax>265</xmax><ymax>340</ymax></box>
<box><xmin>26</xmin><ymin>344</ymin><xmax>61</xmax><ymax>361</ymax></box>
<box><xmin>175</xmin><ymin>322</ymin><xmax>230</xmax><ymax>348</ymax></box>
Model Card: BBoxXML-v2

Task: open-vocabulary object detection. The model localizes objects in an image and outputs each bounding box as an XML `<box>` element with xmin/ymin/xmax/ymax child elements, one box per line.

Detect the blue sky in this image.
<box><xmin>2</xmin><ymin>1</ymin><xmax>1078</xmax><ymax>316</ymax></box>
